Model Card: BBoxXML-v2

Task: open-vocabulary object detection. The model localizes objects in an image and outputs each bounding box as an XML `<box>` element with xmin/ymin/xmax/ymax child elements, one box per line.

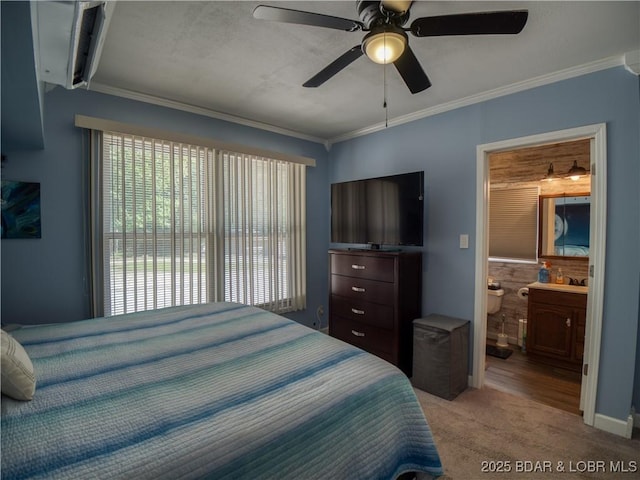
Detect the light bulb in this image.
<box><xmin>363</xmin><ymin>31</ymin><xmax>406</xmax><ymax>65</ymax></box>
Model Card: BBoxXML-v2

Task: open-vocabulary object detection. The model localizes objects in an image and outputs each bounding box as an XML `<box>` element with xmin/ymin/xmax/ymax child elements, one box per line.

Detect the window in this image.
<box><xmin>93</xmin><ymin>131</ymin><xmax>306</xmax><ymax>316</ymax></box>
<box><xmin>489</xmin><ymin>186</ymin><xmax>539</xmax><ymax>262</ymax></box>
<box><xmin>220</xmin><ymin>151</ymin><xmax>306</xmax><ymax>312</ymax></box>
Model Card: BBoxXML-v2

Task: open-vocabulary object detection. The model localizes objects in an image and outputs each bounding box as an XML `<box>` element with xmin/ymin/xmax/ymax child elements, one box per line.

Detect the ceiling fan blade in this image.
<box><xmin>253</xmin><ymin>5</ymin><xmax>363</xmax><ymax>31</ymax></box>
<box><xmin>303</xmin><ymin>46</ymin><xmax>364</xmax><ymax>88</ymax></box>
<box><xmin>393</xmin><ymin>45</ymin><xmax>431</xmax><ymax>94</ymax></box>
<box><xmin>411</xmin><ymin>10</ymin><xmax>528</xmax><ymax>37</ymax></box>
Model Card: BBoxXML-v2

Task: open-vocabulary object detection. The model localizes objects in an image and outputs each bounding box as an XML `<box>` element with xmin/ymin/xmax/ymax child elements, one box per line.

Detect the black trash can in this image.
<box><xmin>412</xmin><ymin>314</ymin><xmax>470</xmax><ymax>400</ymax></box>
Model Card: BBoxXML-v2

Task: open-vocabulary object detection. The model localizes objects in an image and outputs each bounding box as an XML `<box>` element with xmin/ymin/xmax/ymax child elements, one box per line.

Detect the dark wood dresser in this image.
<box><xmin>328</xmin><ymin>249</ymin><xmax>422</xmax><ymax>376</ymax></box>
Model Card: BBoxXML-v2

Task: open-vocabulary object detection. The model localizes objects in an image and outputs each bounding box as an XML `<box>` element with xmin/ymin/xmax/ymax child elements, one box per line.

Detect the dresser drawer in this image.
<box><xmin>331</xmin><ymin>274</ymin><xmax>394</xmax><ymax>305</ymax></box>
<box><xmin>330</xmin><ymin>317</ymin><xmax>393</xmax><ymax>354</ymax></box>
<box><xmin>330</xmin><ymin>295</ymin><xmax>394</xmax><ymax>329</ymax></box>
<box><xmin>330</xmin><ymin>254</ymin><xmax>395</xmax><ymax>282</ymax></box>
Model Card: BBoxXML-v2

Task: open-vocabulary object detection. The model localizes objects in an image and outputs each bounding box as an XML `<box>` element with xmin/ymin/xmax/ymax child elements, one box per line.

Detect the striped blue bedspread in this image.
<box><xmin>1</xmin><ymin>302</ymin><xmax>442</xmax><ymax>479</ymax></box>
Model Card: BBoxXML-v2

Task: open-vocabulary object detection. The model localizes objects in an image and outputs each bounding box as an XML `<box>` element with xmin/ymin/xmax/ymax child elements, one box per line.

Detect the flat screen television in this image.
<box><xmin>331</xmin><ymin>171</ymin><xmax>424</xmax><ymax>248</ymax></box>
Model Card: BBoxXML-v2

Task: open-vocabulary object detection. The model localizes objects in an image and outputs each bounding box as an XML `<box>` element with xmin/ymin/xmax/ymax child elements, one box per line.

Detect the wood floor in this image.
<box><xmin>484</xmin><ymin>339</ymin><xmax>582</xmax><ymax>415</ymax></box>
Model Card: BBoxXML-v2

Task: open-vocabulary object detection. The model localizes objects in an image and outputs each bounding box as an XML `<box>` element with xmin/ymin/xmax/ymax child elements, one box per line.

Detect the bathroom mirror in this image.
<box><xmin>538</xmin><ymin>193</ymin><xmax>590</xmax><ymax>259</ymax></box>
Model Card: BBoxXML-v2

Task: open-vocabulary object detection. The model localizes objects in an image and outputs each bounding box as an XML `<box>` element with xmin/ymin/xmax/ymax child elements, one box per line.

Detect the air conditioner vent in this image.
<box><xmin>36</xmin><ymin>1</ymin><xmax>113</xmax><ymax>89</ymax></box>
<box><xmin>72</xmin><ymin>4</ymin><xmax>100</xmax><ymax>86</ymax></box>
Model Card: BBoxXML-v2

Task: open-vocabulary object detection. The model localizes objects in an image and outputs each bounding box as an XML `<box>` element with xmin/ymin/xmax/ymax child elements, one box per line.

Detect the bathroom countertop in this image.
<box><xmin>527</xmin><ymin>281</ymin><xmax>588</xmax><ymax>294</ymax></box>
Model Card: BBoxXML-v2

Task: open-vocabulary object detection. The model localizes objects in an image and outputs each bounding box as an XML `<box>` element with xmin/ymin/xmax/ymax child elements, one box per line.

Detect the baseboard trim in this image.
<box><xmin>593</xmin><ymin>413</ymin><xmax>634</xmax><ymax>438</ymax></box>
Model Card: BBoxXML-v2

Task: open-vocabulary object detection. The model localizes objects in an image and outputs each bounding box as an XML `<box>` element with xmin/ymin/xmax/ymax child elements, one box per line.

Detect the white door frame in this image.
<box><xmin>471</xmin><ymin>123</ymin><xmax>607</xmax><ymax>427</ymax></box>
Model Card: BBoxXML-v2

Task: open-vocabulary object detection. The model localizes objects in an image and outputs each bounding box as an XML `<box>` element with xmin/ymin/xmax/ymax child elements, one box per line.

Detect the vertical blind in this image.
<box><xmin>97</xmin><ymin>131</ymin><xmax>306</xmax><ymax>317</ymax></box>
<box><xmin>489</xmin><ymin>186</ymin><xmax>539</xmax><ymax>261</ymax></box>
<box><xmin>220</xmin><ymin>151</ymin><xmax>306</xmax><ymax>312</ymax></box>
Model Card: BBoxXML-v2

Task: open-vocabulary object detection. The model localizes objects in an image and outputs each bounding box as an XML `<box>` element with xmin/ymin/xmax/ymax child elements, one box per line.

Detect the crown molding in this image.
<box><xmin>624</xmin><ymin>50</ymin><xmax>640</xmax><ymax>75</ymax></box>
<box><xmin>327</xmin><ymin>54</ymin><xmax>629</xmax><ymax>146</ymax></box>
<box><xmin>86</xmin><ymin>54</ymin><xmax>632</xmax><ymax>149</ymax></box>
<box><xmin>86</xmin><ymin>82</ymin><xmax>327</xmax><ymax>146</ymax></box>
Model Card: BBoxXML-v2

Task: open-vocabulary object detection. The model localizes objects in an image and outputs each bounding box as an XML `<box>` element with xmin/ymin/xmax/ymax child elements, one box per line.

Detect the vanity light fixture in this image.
<box><xmin>542</xmin><ymin>163</ymin><xmax>557</xmax><ymax>182</ymax></box>
<box><xmin>566</xmin><ymin>160</ymin><xmax>588</xmax><ymax>181</ymax></box>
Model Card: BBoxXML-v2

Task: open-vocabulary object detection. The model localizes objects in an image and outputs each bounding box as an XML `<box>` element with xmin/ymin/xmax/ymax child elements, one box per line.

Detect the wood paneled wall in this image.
<box><xmin>490</xmin><ymin>139</ymin><xmax>591</xmax><ymax>193</ymax></box>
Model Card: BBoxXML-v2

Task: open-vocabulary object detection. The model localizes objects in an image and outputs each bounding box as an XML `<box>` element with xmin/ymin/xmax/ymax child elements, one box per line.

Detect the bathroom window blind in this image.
<box><xmin>94</xmin><ymin>131</ymin><xmax>306</xmax><ymax>317</ymax></box>
<box><xmin>489</xmin><ymin>186</ymin><xmax>539</xmax><ymax>262</ymax></box>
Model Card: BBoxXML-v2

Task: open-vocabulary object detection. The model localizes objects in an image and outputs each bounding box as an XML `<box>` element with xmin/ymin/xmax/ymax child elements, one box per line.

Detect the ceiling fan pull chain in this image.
<box><xmin>383</xmin><ymin>35</ymin><xmax>388</xmax><ymax>128</ymax></box>
<box><xmin>384</xmin><ymin>101</ymin><xmax>388</xmax><ymax>127</ymax></box>
<box><xmin>384</xmin><ymin>67</ymin><xmax>389</xmax><ymax>127</ymax></box>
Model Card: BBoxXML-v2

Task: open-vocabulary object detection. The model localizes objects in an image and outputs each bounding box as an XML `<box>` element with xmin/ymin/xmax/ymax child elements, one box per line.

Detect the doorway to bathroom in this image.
<box><xmin>471</xmin><ymin>124</ymin><xmax>607</xmax><ymax>428</ymax></box>
<box><xmin>485</xmin><ymin>139</ymin><xmax>590</xmax><ymax>414</ymax></box>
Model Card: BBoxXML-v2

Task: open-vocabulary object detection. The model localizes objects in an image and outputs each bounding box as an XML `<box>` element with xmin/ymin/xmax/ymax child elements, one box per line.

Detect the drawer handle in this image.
<box><xmin>351</xmin><ymin>264</ymin><xmax>366</xmax><ymax>270</ymax></box>
<box><xmin>351</xmin><ymin>308</ymin><xmax>365</xmax><ymax>315</ymax></box>
<box><xmin>351</xmin><ymin>286</ymin><xmax>366</xmax><ymax>293</ymax></box>
<box><xmin>566</xmin><ymin>318</ymin><xmax>571</xmax><ymax>327</ymax></box>
<box><xmin>351</xmin><ymin>330</ymin><xmax>365</xmax><ymax>337</ymax></box>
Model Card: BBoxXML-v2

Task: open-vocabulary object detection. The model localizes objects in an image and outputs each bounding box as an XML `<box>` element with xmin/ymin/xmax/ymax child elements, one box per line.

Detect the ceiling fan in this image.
<box><xmin>253</xmin><ymin>1</ymin><xmax>528</xmax><ymax>94</ymax></box>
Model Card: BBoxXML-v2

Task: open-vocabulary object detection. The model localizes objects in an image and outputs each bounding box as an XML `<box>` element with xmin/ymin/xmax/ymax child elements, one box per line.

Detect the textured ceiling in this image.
<box><xmin>91</xmin><ymin>1</ymin><xmax>640</xmax><ymax>143</ymax></box>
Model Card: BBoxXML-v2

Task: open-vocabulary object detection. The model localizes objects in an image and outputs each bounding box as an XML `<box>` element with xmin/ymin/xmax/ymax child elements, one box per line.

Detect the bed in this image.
<box><xmin>1</xmin><ymin>302</ymin><xmax>442</xmax><ymax>479</ymax></box>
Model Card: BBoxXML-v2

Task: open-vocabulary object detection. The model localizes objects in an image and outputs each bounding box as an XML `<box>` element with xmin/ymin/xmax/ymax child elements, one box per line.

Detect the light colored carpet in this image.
<box><xmin>414</xmin><ymin>386</ymin><xmax>640</xmax><ymax>479</ymax></box>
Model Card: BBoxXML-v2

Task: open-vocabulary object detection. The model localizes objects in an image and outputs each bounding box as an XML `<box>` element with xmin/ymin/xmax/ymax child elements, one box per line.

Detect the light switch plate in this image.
<box><xmin>459</xmin><ymin>234</ymin><xmax>469</xmax><ymax>249</ymax></box>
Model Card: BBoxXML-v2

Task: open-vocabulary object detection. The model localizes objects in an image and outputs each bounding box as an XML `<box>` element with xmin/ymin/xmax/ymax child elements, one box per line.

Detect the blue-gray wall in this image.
<box><xmin>0</xmin><ymin>87</ymin><xmax>330</xmax><ymax>328</ymax></box>
<box><xmin>1</xmin><ymin>66</ymin><xmax>638</xmax><ymax>427</ymax></box>
<box><xmin>329</xmin><ymin>66</ymin><xmax>640</xmax><ymax>426</ymax></box>
<box><xmin>0</xmin><ymin>1</ymin><xmax>45</xmax><ymax>150</ymax></box>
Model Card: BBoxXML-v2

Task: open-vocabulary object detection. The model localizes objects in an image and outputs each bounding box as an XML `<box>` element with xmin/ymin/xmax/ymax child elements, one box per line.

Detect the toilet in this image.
<box><xmin>487</xmin><ymin>288</ymin><xmax>504</xmax><ymax>314</ymax></box>
<box><xmin>487</xmin><ymin>287</ymin><xmax>508</xmax><ymax>347</ymax></box>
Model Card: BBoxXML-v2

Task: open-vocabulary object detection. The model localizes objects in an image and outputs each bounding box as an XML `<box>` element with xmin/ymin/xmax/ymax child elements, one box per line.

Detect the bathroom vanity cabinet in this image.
<box><xmin>328</xmin><ymin>249</ymin><xmax>422</xmax><ymax>376</ymax></box>
<box><xmin>526</xmin><ymin>285</ymin><xmax>587</xmax><ymax>372</ymax></box>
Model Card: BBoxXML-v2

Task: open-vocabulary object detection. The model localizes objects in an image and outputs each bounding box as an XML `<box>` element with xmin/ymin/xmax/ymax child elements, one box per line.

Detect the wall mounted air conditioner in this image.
<box><xmin>35</xmin><ymin>1</ymin><xmax>114</xmax><ymax>89</ymax></box>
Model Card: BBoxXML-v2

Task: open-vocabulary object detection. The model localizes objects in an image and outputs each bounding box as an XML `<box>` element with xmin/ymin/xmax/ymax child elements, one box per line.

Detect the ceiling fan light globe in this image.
<box><xmin>363</xmin><ymin>31</ymin><xmax>406</xmax><ymax>64</ymax></box>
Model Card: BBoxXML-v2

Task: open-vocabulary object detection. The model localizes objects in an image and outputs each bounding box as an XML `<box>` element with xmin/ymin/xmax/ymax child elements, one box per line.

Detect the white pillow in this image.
<box><xmin>1</xmin><ymin>329</ymin><xmax>36</xmax><ymax>400</ymax></box>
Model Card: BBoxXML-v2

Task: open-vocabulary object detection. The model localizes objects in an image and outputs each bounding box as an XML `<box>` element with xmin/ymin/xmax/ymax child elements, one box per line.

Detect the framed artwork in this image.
<box><xmin>1</xmin><ymin>180</ymin><xmax>41</xmax><ymax>239</ymax></box>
